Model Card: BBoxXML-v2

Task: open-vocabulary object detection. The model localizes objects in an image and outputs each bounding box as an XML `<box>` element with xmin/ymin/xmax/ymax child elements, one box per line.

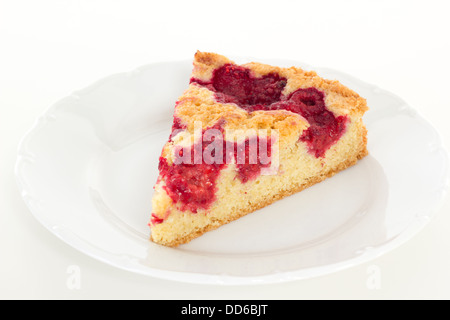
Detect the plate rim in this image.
<box><xmin>15</xmin><ymin>58</ymin><xmax>450</xmax><ymax>285</ymax></box>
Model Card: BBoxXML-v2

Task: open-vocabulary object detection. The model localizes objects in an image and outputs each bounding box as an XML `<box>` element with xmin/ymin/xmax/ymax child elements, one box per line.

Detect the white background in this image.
<box><xmin>1</xmin><ymin>0</ymin><xmax>450</xmax><ymax>299</ymax></box>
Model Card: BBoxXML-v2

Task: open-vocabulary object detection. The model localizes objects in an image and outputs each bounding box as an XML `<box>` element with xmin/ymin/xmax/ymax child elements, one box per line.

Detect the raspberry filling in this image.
<box><xmin>191</xmin><ymin>64</ymin><xmax>347</xmax><ymax>158</ymax></box>
<box><xmin>150</xmin><ymin>213</ymin><xmax>164</xmax><ymax>225</ymax></box>
<box><xmin>158</xmin><ymin>155</ymin><xmax>224</xmax><ymax>213</ymax></box>
<box><xmin>265</xmin><ymin>88</ymin><xmax>347</xmax><ymax>158</ymax></box>
<box><xmin>157</xmin><ymin>124</ymin><xmax>272</xmax><ymax>213</ymax></box>
<box><xmin>193</xmin><ymin>64</ymin><xmax>286</xmax><ymax>107</ymax></box>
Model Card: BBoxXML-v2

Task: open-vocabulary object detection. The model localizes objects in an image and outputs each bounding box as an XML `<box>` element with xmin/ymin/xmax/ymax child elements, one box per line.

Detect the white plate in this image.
<box><xmin>15</xmin><ymin>57</ymin><xmax>449</xmax><ymax>285</ymax></box>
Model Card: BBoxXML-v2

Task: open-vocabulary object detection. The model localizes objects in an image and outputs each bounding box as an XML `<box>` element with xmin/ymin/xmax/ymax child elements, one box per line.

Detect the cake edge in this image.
<box><xmin>150</xmin><ymin>145</ymin><xmax>369</xmax><ymax>247</ymax></box>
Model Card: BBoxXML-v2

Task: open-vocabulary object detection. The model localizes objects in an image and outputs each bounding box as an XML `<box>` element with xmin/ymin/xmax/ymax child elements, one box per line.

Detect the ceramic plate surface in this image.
<box><xmin>15</xmin><ymin>57</ymin><xmax>449</xmax><ymax>285</ymax></box>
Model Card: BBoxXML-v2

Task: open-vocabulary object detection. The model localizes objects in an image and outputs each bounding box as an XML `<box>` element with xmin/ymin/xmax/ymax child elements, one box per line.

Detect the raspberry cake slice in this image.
<box><xmin>149</xmin><ymin>51</ymin><xmax>368</xmax><ymax>247</ymax></box>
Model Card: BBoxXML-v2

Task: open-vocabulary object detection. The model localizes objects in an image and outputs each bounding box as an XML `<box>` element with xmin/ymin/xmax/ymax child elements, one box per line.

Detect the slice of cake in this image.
<box><xmin>149</xmin><ymin>51</ymin><xmax>368</xmax><ymax>247</ymax></box>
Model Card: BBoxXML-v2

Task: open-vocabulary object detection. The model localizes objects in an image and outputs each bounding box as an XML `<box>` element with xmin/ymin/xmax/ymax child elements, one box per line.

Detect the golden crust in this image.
<box><xmin>191</xmin><ymin>51</ymin><xmax>232</xmax><ymax>81</ymax></box>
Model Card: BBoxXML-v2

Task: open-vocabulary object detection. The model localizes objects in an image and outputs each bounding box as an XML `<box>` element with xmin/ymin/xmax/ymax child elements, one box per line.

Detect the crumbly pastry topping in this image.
<box><xmin>191</xmin><ymin>64</ymin><xmax>347</xmax><ymax>158</ymax></box>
